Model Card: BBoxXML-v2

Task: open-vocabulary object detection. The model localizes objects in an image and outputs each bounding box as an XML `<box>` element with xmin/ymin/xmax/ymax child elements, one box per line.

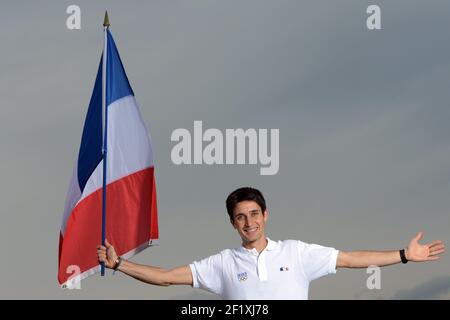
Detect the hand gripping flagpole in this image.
<box><xmin>101</xmin><ymin>10</ymin><xmax>110</xmax><ymax>276</ymax></box>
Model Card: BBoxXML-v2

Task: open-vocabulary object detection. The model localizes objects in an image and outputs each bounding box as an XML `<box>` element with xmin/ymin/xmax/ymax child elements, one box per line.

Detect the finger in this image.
<box><xmin>429</xmin><ymin>249</ymin><xmax>445</xmax><ymax>256</ymax></box>
<box><xmin>426</xmin><ymin>256</ymin><xmax>440</xmax><ymax>261</ymax></box>
<box><xmin>429</xmin><ymin>244</ymin><xmax>445</xmax><ymax>252</ymax></box>
<box><xmin>427</xmin><ymin>240</ymin><xmax>443</xmax><ymax>248</ymax></box>
<box><xmin>105</xmin><ymin>239</ymin><xmax>112</xmax><ymax>248</ymax></box>
<box><xmin>414</xmin><ymin>231</ymin><xmax>424</xmax><ymax>242</ymax></box>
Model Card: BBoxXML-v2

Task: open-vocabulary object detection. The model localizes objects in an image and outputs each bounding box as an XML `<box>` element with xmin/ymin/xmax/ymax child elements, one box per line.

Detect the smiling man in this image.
<box><xmin>97</xmin><ymin>187</ymin><xmax>446</xmax><ymax>299</ymax></box>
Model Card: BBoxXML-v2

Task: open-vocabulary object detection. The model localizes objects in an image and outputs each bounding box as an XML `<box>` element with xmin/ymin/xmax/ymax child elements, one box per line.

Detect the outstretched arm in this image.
<box><xmin>337</xmin><ymin>232</ymin><xmax>445</xmax><ymax>269</ymax></box>
<box><xmin>97</xmin><ymin>239</ymin><xmax>193</xmax><ymax>286</ymax></box>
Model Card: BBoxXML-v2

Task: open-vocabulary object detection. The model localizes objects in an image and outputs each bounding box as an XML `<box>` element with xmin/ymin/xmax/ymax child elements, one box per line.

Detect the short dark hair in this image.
<box><xmin>226</xmin><ymin>187</ymin><xmax>267</xmax><ymax>220</ymax></box>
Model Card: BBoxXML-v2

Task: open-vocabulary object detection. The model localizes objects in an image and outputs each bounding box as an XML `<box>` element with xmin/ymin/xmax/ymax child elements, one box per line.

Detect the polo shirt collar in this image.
<box><xmin>238</xmin><ymin>238</ymin><xmax>278</xmax><ymax>256</ymax></box>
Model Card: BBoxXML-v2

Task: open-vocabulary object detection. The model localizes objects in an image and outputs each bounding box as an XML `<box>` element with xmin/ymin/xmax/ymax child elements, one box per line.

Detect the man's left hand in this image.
<box><xmin>406</xmin><ymin>232</ymin><xmax>445</xmax><ymax>262</ymax></box>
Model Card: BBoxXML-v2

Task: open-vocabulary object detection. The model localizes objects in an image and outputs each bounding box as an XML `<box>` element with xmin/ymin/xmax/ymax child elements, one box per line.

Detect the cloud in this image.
<box><xmin>392</xmin><ymin>276</ymin><xmax>450</xmax><ymax>300</ymax></box>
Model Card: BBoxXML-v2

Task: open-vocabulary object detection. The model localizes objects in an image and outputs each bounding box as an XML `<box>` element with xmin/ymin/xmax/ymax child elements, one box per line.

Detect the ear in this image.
<box><xmin>263</xmin><ymin>210</ymin><xmax>269</xmax><ymax>222</ymax></box>
<box><xmin>230</xmin><ymin>217</ymin><xmax>237</xmax><ymax>229</ymax></box>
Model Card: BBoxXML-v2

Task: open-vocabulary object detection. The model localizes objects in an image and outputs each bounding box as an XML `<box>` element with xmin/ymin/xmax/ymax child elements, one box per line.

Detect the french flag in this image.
<box><xmin>58</xmin><ymin>28</ymin><xmax>158</xmax><ymax>288</ymax></box>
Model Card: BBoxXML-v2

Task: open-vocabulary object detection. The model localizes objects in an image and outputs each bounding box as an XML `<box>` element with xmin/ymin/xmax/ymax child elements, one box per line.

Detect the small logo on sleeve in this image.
<box><xmin>237</xmin><ymin>272</ymin><xmax>248</xmax><ymax>282</ymax></box>
<box><xmin>279</xmin><ymin>266</ymin><xmax>289</xmax><ymax>271</ymax></box>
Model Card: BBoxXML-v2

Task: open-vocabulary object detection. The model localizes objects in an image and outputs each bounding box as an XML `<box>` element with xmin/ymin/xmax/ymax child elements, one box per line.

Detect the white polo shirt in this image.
<box><xmin>189</xmin><ymin>238</ymin><xmax>339</xmax><ymax>300</ymax></box>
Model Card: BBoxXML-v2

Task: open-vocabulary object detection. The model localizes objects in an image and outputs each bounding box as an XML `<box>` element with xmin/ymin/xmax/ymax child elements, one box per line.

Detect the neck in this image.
<box><xmin>242</xmin><ymin>236</ymin><xmax>268</xmax><ymax>253</ymax></box>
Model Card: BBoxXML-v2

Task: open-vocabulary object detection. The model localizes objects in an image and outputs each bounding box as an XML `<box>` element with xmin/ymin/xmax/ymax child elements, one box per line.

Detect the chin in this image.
<box><xmin>242</xmin><ymin>234</ymin><xmax>261</xmax><ymax>244</ymax></box>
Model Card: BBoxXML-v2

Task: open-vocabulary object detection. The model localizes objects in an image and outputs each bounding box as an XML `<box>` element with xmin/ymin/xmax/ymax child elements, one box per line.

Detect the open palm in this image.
<box><xmin>407</xmin><ymin>232</ymin><xmax>445</xmax><ymax>262</ymax></box>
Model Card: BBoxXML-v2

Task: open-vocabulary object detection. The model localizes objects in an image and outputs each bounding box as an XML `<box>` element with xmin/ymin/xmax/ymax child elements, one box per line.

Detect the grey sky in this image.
<box><xmin>0</xmin><ymin>0</ymin><xmax>449</xmax><ymax>299</ymax></box>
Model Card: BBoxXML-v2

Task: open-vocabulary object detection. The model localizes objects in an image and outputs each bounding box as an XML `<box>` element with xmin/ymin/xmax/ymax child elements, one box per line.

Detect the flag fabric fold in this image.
<box><xmin>58</xmin><ymin>30</ymin><xmax>158</xmax><ymax>288</ymax></box>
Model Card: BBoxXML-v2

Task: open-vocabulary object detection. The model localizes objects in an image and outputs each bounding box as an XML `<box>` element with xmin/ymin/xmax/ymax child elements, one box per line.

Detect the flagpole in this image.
<box><xmin>101</xmin><ymin>10</ymin><xmax>110</xmax><ymax>277</ymax></box>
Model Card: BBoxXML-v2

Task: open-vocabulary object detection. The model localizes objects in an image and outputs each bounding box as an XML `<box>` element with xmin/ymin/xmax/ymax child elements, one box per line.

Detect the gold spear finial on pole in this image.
<box><xmin>103</xmin><ymin>11</ymin><xmax>110</xmax><ymax>28</ymax></box>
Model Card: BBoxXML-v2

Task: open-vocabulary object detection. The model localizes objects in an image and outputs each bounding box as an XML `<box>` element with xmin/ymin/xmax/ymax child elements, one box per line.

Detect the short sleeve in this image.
<box><xmin>189</xmin><ymin>253</ymin><xmax>223</xmax><ymax>295</ymax></box>
<box><xmin>297</xmin><ymin>241</ymin><xmax>339</xmax><ymax>282</ymax></box>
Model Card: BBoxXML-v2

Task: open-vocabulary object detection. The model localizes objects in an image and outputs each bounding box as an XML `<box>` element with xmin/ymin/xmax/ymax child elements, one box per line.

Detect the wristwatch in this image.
<box><xmin>113</xmin><ymin>256</ymin><xmax>123</xmax><ymax>271</ymax></box>
<box><xmin>399</xmin><ymin>249</ymin><xmax>408</xmax><ymax>264</ymax></box>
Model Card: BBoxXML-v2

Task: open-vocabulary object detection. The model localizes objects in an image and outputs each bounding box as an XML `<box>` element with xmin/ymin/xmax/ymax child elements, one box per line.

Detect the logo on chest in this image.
<box><xmin>237</xmin><ymin>271</ymin><xmax>248</xmax><ymax>282</ymax></box>
<box><xmin>279</xmin><ymin>266</ymin><xmax>289</xmax><ymax>271</ymax></box>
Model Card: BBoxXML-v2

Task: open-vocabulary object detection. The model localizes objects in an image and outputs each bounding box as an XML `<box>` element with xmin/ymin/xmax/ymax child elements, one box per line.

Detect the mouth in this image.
<box><xmin>243</xmin><ymin>226</ymin><xmax>258</xmax><ymax>235</ymax></box>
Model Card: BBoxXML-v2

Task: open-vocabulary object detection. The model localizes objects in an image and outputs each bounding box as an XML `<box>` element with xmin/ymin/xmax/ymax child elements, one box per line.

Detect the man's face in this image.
<box><xmin>230</xmin><ymin>200</ymin><xmax>268</xmax><ymax>245</ymax></box>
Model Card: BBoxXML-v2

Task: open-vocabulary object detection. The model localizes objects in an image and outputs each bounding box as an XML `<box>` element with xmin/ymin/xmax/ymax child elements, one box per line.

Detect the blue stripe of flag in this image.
<box><xmin>77</xmin><ymin>56</ymin><xmax>103</xmax><ymax>192</ymax></box>
<box><xmin>76</xmin><ymin>30</ymin><xmax>135</xmax><ymax>193</ymax></box>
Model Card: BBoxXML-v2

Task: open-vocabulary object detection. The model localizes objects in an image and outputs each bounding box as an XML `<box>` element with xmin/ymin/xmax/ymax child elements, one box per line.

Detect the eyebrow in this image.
<box><xmin>234</xmin><ymin>209</ymin><xmax>261</xmax><ymax>216</ymax></box>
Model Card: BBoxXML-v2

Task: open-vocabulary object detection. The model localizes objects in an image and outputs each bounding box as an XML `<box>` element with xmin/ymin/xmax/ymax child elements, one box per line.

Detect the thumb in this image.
<box><xmin>104</xmin><ymin>238</ymin><xmax>112</xmax><ymax>249</ymax></box>
<box><xmin>414</xmin><ymin>231</ymin><xmax>424</xmax><ymax>242</ymax></box>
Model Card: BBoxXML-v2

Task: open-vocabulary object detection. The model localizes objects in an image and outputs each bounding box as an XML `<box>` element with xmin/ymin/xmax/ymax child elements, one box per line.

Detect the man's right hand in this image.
<box><xmin>97</xmin><ymin>239</ymin><xmax>119</xmax><ymax>269</ymax></box>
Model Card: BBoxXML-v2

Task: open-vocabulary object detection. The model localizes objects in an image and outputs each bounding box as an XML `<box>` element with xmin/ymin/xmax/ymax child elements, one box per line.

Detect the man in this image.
<box><xmin>97</xmin><ymin>187</ymin><xmax>445</xmax><ymax>299</ymax></box>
